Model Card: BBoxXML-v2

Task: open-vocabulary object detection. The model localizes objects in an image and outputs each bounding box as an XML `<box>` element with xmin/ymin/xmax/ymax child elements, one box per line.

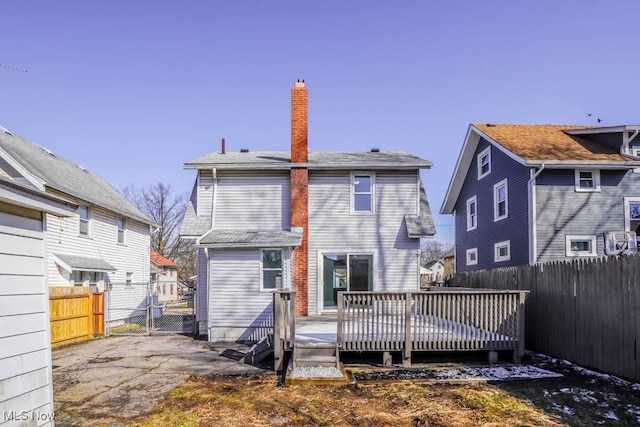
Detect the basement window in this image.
<box><xmin>494</xmin><ymin>240</ymin><xmax>511</xmax><ymax>262</ymax></box>
<box><xmin>566</xmin><ymin>235</ymin><xmax>597</xmax><ymax>257</ymax></box>
<box><xmin>466</xmin><ymin>248</ymin><xmax>478</xmax><ymax>266</ymax></box>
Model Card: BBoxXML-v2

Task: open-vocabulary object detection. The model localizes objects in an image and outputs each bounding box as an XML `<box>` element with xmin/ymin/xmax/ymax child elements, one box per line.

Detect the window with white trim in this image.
<box><xmin>126</xmin><ymin>272</ymin><xmax>133</xmax><ymax>286</ymax></box>
<box><xmin>477</xmin><ymin>147</ymin><xmax>491</xmax><ymax>179</ymax></box>
<box><xmin>351</xmin><ymin>173</ymin><xmax>375</xmax><ymax>213</ymax></box>
<box><xmin>494</xmin><ymin>240</ymin><xmax>511</xmax><ymax>262</ymax></box>
<box><xmin>116</xmin><ymin>216</ymin><xmax>126</xmax><ymax>244</ymax></box>
<box><xmin>565</xmin><ymin>235</ymin><xmax>597</xmax><ymax>257</ymax></box>
<box><xmin>466</xmin><ymin>196</ymin><xmax>477</xmax><ymax>231</ymax></box>
<box><xmin>466</xmin><ymin>248</ymin><xmax>478</xmax><ymax>265</ymax></box>
<box><xmin>574</xmin><ymin>169</ymin><xmax>600</xmax><ymax>192</ymax></box>
<box><xmin>78</xmin><ymin>205</ymin><xmax>90</xmax><ymax>236</ymax></box>
<box><xmin>261</xmin><ymin>249</ymin><xmax>283</xmax><ymax>291</ymax></box>
<box><xmin>493</xmin><ymin>179</ymin><xmax>508</xmax><ymax>221</ymax></box>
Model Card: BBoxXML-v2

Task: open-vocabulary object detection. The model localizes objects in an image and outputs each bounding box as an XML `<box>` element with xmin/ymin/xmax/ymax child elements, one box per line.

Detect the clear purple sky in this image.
<box><xmin>3</xmin><ymin>1</ymin><xmax>640</xmax><ymax>243</ymax></box>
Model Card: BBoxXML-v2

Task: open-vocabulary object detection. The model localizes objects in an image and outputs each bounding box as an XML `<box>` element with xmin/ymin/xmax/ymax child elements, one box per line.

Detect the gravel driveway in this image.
<box><xmin>52</xmin><ymin>335</ymin><xmax>266</xmax><ymax>426</ymax></box>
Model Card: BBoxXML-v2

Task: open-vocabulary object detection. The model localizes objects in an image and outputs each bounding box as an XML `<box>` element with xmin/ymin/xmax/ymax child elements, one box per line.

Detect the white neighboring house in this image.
<box><xmin>180</xmin><ymin>82</ymin><xmax>436</xmax><ymax>341</ymax></box>
<box><xmin>0</xmin><ymin>125</ymin><xmax>152</xmax><ymax>324</ymax></box>
<box><xmin>151</xmin><ymin>251</ymin><xmax>179</xmax><ymax>303</ymax></box>
<box><xmin>420</xmin><ymin>260</ymin><xmax>445</xmax><ymax>286</ymax></box>
<box><xmin>0</xmin><ymin>177</ymin><xmax>75</xmax><ymax>426</ymax></box>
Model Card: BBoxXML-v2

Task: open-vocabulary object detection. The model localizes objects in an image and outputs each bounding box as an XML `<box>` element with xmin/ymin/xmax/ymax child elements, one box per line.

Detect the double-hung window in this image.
<box><xmin>477</xmin><ymin>147</ymin><xmax>491</xmax><ymax>179</ymax></box>
<box><xmin>574</xmin><ymin>169</ymin><xmax>600</xmax><ymax>192</ymax></box>
<box><xmin>261</xmin><ymin>249</ymin><xmax>283</xmax><ymax>291</ymax></box>
<box><xmin>117</xmin><ymin>216</ymin><xmax>126</xmax><ymax>244</ymax></box>
<box><xmin>78</xmin><ymin>205</ymin><xmax>90</xmax><ymax>236</ymax></box>
<box><xmin>466</xmin><ymin>196</ymin><xmax>477</xmax><ymax>231</ymax></box>
<box><xmin>493</xmin><ymin>179</ymin><xmax>508</xmax><ymax>221</ymax></box>
<box><xmin>351</xmin><ymin>173</ymin><xmax>374</xmax><ymax>213</ymax></box>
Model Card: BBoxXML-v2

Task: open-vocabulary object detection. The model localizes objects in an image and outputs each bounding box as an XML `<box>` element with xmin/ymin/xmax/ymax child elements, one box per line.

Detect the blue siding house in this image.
<box><xmin>441</xmin><ymin>124</ymin><xmax>640</xmax><ymax>272</ymax></box>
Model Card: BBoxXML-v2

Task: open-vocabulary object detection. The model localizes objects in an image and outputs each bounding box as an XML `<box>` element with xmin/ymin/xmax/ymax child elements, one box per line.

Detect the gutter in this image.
<box><xmin>528</xmin><ymin>164</ymin><xmax>545</xmax><ymax>265</ymax></box>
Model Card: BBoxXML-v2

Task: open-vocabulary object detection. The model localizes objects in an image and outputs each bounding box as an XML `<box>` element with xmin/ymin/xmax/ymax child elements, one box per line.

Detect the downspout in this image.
<box><xmin>528</xmin><ymin>164</ymin><xmax>545</xmax><ymax>265</ymax></box>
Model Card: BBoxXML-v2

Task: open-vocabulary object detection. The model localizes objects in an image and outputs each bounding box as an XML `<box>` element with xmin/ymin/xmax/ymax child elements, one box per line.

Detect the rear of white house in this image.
<box><xmin>180</xmin><ymin>82</ymin><xmax>436</xmax><ymax>341</ymax></box>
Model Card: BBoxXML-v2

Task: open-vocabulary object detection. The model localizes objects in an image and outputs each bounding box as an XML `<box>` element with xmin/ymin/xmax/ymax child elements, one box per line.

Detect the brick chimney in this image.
<box><xmin>290</xmin><ymin>80</ymin><xmax>308</xmax><ymax>316</ymax></box>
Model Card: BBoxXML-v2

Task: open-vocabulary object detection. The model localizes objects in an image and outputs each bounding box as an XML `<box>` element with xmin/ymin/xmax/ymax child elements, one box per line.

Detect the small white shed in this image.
<box><xmin>0</xmin><ymin>179</ymin><xmax>74</xmax><ymax>426</ymax></box>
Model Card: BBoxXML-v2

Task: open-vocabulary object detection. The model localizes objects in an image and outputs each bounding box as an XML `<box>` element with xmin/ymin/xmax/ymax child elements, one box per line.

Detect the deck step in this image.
<box><xmin>243</xmin><ymin>335</ymin><xmax>273</xmax><ymax>365</ymax></box>
<box><xmin>293</xmin><ymin>339</ymin><xmax>340</xmax><ymax>369</ymax></box>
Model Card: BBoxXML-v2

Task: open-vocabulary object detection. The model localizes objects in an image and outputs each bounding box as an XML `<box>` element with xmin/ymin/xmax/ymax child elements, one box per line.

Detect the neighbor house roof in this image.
<box><xmin>197</xmin><ymin>230</ymin><xmax>303</xmax><ymax>248</ymax></box>
<box><xmin>441</xmin><ymin>123</ymin><xmax>640</xmax><ymax>214</ymax></box>
<box><xmin>184</xmin><ymin>150</ymin><xmax>433</xmax><ymax>170</ymax></box>
<box><xmin>151</xmin><ymin>251</ymin><xmax>179</xmax><ymax>269</ymax></box>
<box><xmin>0</xmin><ymin>126</ymin><xmax>151</xmax><ymax>224</ymax></box>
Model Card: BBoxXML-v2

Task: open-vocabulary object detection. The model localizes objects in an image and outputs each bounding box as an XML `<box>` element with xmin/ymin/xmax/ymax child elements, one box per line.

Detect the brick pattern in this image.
<box><xmin>290</xmin><ymin>82</ymin><xmax>309</xmax><ymax>316</ymax></box>
<box><xmin>291</xmin><ymin>84</ymin><xmax>308</xmax><ymax>164</ymax></box>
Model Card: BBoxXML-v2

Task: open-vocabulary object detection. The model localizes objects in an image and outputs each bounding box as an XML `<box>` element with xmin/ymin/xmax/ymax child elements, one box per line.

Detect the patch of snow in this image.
<box><xmin>602</xmin><ymin>410</ymin><xmax>619</xmax><ymax>421</ymax></box>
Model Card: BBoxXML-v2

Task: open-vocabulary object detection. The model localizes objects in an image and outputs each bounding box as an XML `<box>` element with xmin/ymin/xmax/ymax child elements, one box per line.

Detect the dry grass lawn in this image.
<box><xmin>131</xmin><ymin>374</ymin><xmax>564</xmax><ymax>427</ymax></box>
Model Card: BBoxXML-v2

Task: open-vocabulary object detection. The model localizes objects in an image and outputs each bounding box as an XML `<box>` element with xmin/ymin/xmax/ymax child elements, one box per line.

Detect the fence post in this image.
<box><xmin>515</xmin><ymin>291</ymin><xmax>526</xmax><ymax>363</ymax></box>
<box><xmin>403</xmin><ymin>292</ymin><xmax>412</xmax><ymax>367</ymax></box>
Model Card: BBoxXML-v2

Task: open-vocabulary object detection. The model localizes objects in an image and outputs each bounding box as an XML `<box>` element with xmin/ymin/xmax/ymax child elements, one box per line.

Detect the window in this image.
<box><xmin>493</xmin><ymin>179</ymin><xmax>508</xmax><ymax>221</ymax></box>
<box><xmin>494</xmin><ymin>240</ymin><xmax>511</xmax><ymax>262</ymax></box>
<box><xmin>116</xmin><ymin>216</ymin><xmax>126</xmax><ymax>244</ymax></box>
<box><xmin>126</xmin><ymin>272</ymin><xmax>133</xmax><ymax>286</ymax></box>
<box><xmin>566</xmin><ymin>235</ymin><xmax>597</xmax><ymax>257</ymax></box>
<box><xmin>466</xmin><ymin>196</ymin><xmax>477</xmax><ymax>231</ymax></box>
<box><xmin>466</xmin><ymin>248</ymin><xmax>478</xmax><ymax>266</ymax></box>
<box><xmin>261</xmin><ymin>249</ymin><xmax>283</xmax><ymax>291</ymax></box>
<box><xmin>351</xmin><ymin>173</ymin><xmax>375</xmax><ymax>213</ymax></box>
<box><xmin>574</xmin><ymin>169</ymin><xmax>600</xmax><ymax>192</ymax></box>
<box><xmin>623</xmin><ymin>198</ymin><xmax>640</xmax><ymax>248</ymax></box>
<box><xmin>477</xmin><ymin>147</ymin><xmax>491</xmax><ymax>179</ymax></box>
<box><xmin>78</xmin><ymin>205</ymin><xmax>90</xmax><ymax>236</ymax></box>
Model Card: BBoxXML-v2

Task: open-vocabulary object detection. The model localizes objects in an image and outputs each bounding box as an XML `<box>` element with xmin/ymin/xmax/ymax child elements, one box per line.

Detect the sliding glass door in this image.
<box><xmin>322</xmin><ymin>253</ymin><xmax>373</xmax><ymax>310</ymax></box>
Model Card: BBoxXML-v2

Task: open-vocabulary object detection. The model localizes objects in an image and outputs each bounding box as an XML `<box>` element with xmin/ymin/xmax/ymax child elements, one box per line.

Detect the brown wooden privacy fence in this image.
<box><xmin>273</xmin><ymin>290</ymin><xmax>296</xmax><ymax>372</ymax></box>
<box><xmin>451</xmin><ymin>255</ymin><xmax>640</xmax><ymax>382</ymax></box>
<box><xmin>49</xmin><ymin>287</ymin><xmax>104</xmax><ymax>347</ymax></box>
<box><xmin>337</xmin><ymin>290</ymin><xmax>527</xmax><ymax>365</ymax></box>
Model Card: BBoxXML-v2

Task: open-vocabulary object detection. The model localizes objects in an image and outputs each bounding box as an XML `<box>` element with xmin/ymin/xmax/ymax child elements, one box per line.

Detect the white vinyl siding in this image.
<box><xmin>214</xmin><ymin>171</ymin><xmax>290</xmax><ymax>230</ymax></box>
<box><xmin>308</xmin><ymin>171</ymin><xmax>420</xmax><ymax>314</ymax></box>
<box><xmin>208</xmin><ymin>248</ymin><xmax>291</xmax><ymax>341</ymax></box>
<box><xmin>0</xmin><ymin>208</ymin><xmax>54</xmax><ymax>426</ymax></box>
<box><xmin>197</xmin><ymin>169</ymin><xmax>214</xmax><ymax>217</ymax></box>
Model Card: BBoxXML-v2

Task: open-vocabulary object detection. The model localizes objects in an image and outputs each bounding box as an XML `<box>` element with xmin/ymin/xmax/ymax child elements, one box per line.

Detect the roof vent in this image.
<box><xmin>0</xmin><ymin>126</ymin><xmax>12</xmax><ymax>135</ymax></box>
<box><xmin>486</xmin><ymin>123</ymin><xmax>497</xmax><ymax>127</ymax></box>
<box><xmin>77</xmin><ymin>164</ymin><xmax>87</xmax><ymax>172</ymax></box>
<box><xmin>42</xmin><ymin>147</ymin><xmax>56</xmax><ymax>157</ymax></box>
<box><xmin>240</xmin><ymin>148</ymin><xmax>249</xmax><ymax>153</ymax></box>
<box><xmin>371</xmin><ymin>148</ymin><xmax>380</xmax><ymax>153</ymax></box>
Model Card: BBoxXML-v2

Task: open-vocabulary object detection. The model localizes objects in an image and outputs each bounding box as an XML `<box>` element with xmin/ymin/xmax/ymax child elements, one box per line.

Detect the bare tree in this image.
<box><xmin>420</xmin><ymin>240</ymin><xmax>454</xmax><ymax>267</ymax></box>
<box><xmin>124</xmin><ymin>183</ymin><xmax>195</xmax><ymax>280</ymax></box>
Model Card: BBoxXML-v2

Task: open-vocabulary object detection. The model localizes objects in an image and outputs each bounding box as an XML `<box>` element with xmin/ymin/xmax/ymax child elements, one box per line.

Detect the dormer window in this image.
<box><xmin>575</xmin><ymin>169</ymin><xmax>600</xmax><ymax>192</ymax></box>
<box><xmin>477</xmin><ymin>147</ymin><xmax>491</xmax><ymax>180</ymax></box>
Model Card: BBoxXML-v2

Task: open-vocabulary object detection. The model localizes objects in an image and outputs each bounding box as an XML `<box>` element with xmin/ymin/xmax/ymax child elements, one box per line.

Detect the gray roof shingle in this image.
<box><xmin>198</xmin><ymin>230</ymin><xmax>302</xmax><ymax>248</ymax></box>
<box><xmin>53</xmin><ymin>253</ymin><xmax>116</xmax><ymax>272</ymax></box>
<box><xmin>0</xmin><ymin>127</ymin><xmax>150</xmax><ymax>224</ymax></box>
<box><xmin>184</xmin><ymin>150</ymin><xmax>433</xmax><ymax>170</ymax></box>
<box><xmin>179</xmin><ymin>200</ymin><xmax>211</xmax><ymax>237</ymax></box>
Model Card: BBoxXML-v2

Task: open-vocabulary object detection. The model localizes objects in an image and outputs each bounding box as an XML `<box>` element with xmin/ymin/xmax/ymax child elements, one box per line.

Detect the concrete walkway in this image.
<box><xmin>52</xmin><ymin>335</ymin><xmax>267</xmax><ymax>426</ymax></box>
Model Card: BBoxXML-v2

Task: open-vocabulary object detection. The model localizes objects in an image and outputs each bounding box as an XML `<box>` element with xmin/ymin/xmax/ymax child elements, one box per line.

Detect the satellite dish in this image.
<box><xmin>603</xmin><ymin>231</ymin><xmax>638</xmax><ymax>255</ymax></box>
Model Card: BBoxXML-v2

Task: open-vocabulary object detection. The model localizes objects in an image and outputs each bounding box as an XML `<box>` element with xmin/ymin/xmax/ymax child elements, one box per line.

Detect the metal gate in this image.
<box><xmin>106</xmin><ymin>282</ymin><xmax>195</xmax><ymax>335</ymax></box>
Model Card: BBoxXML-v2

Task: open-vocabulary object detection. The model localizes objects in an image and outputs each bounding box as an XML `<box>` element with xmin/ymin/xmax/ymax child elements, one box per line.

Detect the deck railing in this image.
<box><xmin>337</xmin><ymin>289</ymin><xmax>528</xmax><ymax>365</ymax></box>
<box><xmin>273</xmin><ymin>289</ymin><xmax>296</xmax><ymax>372</ymax></box>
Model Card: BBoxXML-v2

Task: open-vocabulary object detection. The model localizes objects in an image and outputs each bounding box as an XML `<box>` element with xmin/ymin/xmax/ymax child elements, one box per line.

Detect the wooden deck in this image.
<box><xmin>273</xmin><ymin>288</ymin><xmax>528</xmax><ymax>370</ymax></box>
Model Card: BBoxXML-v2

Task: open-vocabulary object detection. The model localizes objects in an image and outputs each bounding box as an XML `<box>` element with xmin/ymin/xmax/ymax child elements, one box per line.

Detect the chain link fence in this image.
<box><xmin>106</xmin><ymin>282</ymin><xmax>194</xmax><ymax>335</ymax></box>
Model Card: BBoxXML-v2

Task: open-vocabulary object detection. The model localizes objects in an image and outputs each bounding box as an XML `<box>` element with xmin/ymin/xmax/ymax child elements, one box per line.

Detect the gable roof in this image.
<box><xmin>151</xmin><ymin>251</ymin><xmax>179</xmax><ymax>269</ymax></box>
<box><xmin>440</xmin><ymin>123</ymin><xmax>640</xmax><ymax>214</ymax></box>
<box><xmin>0</xmin><ymin>126</ymin><xmax>151</xmax><ymax>224</ymax></box>
<box><xmin>184</xmin><ymin>150</ymin><xmax>432</xmax><ymax>170</ymax></box>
